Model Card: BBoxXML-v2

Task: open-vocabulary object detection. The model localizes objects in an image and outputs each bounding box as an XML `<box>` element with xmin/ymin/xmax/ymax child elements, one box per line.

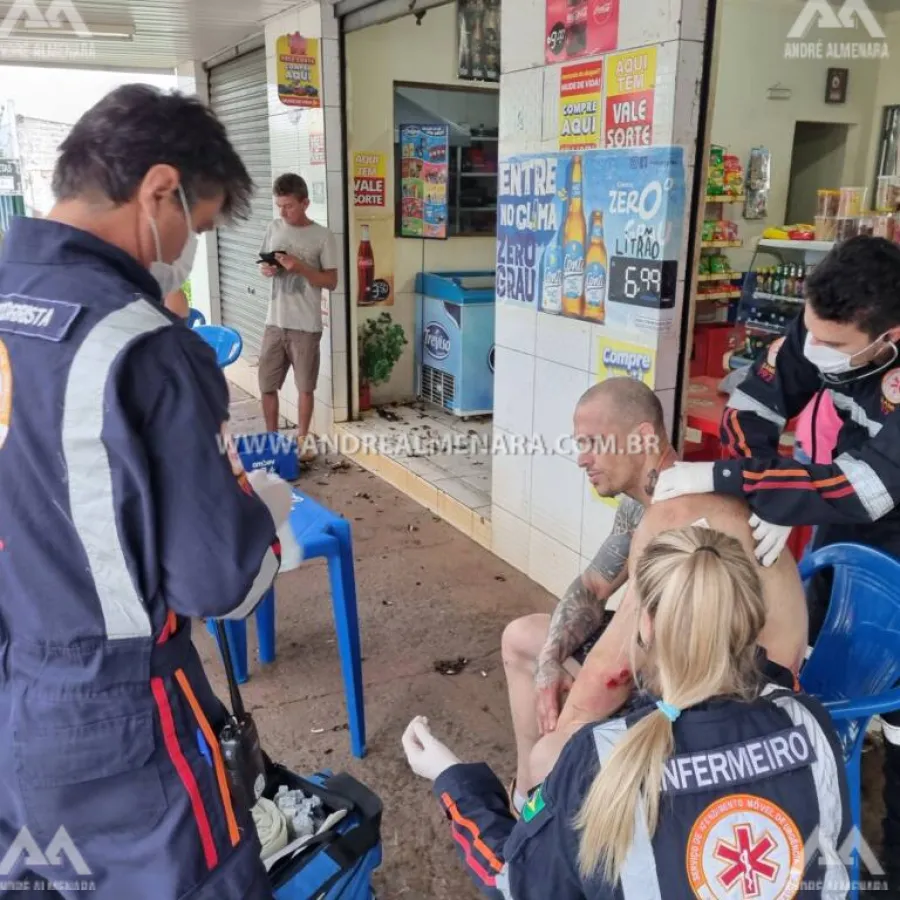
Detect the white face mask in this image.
<box><xmin>148</xmin><ymin>185</ymin><xmax>198</xmax><ymax>296</ymax></box>
<box><xmin>803</xmin><ymin>331</ymin><xmax>897</xmax><ymax>378</ymax></box>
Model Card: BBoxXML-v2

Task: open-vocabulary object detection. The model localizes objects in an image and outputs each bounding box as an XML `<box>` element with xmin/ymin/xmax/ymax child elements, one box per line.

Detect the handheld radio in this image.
<box><xmin>215</xmin><ymin>620</ymin><xmax>267</xmax><ymax>811</ymax></box>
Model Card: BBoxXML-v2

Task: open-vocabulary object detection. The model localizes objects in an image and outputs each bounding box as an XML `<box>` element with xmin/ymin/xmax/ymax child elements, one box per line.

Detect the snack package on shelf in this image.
<box><xmin>699</xmin><ymin>255</ymin><xmax>711</xmax><ymax>275</ymax></box>
<box><xmin>707</xmin><ymin>145</ymin><xmax>726</xmax><ymax>196</ymax></box>
<box><xmin>724</xmin><ymin>155</ymin><xmax>744</xmax><ymax>196</ymax></box>
<box><xmin>744</xmin><ymin>147</ymin><xmax>771</xmax><ymax>220</ymax></box>
<box><xmin>702</xmin><ymin>220</ymin><xmax>717</xmax><ymax>242</ymax></box>
<box><xmin>708</xmin><ymin>253</ymin><xmax>731</xmax><ymax>275</ymax></box>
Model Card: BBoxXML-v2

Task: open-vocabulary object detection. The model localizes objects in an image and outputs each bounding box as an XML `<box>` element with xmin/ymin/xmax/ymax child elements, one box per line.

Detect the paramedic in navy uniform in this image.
<box><xmin>403</xmin><ymin>526</ymin><xmax>851</xmax><ymax>899</ymax></box>
<box><xmin>0</xmin><ymin>85</ymin><xmax>290</xmax><ymax>898</ymax></box>
<box><xmin>652</xmin><ymin>235</ymin><xmax>900</xmax><ymax>890</ymax></box>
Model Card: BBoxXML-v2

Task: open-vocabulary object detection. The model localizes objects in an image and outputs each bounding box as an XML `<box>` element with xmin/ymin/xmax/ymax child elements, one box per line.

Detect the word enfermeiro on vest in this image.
<box><xmin>662</xmin><ymin>725</ymin><xmax>816</xmax><ymax>793</ymax></box>
<box><xmin>0</xmin><ymin>295</ymin><xmax>82</xmax><ymax>342</ymax></box>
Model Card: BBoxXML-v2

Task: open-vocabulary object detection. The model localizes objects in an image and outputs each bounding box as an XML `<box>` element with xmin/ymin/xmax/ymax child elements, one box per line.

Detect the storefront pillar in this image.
<box><xmin>490</xmin><ymin>0</ymin><xmax>711</xmax><ymax>597</ymax></box>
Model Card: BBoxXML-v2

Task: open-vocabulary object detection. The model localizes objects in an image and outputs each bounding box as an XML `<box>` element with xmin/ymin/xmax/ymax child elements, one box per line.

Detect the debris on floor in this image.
<box><xmin>433</xmin><ymin>657</ymin><xmax>469</xmax><ymax>676</ymax></box>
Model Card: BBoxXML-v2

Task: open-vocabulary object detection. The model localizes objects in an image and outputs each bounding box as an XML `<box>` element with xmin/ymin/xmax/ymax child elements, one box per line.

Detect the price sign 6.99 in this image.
<box><xmin>608</xmin><ymin>257</ymin><xmax>677</xmax><ymax>309</ymax></box>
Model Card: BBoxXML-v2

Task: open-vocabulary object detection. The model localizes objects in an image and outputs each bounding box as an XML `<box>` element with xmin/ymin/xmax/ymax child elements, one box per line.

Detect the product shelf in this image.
<box><xmin>702</xmin><ymin>240</ymin><xmax>743</xmax><ymax>249</ymax></box>
<box><xmin>695</xmin><ymin>289</ymin><xmax>742</xmax><ymax>301</ymax></box>
<box><xmin>757</xmin><ymin>238</ymin><xmax>834</xmax><ymax>253</ymax></box>
<box><xmin>697</xmin><ymin>272</ymin><xmax>742</xmax><ymax>282</ymax></box>
<box><xmin>705</xmin><ymin>194</ymin><xmax>745</xmax><ymax>204</ymax></box>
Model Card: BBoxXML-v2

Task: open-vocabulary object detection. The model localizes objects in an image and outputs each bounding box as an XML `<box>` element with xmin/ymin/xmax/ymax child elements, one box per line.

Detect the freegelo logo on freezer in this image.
<box><xmin>488</xmin><ymin>345</ymin><xmax>495</xmax><ymax>373</ymax></box>
<box><xmin>424</xmin><ymin>322</ymin><xmax>451</xmax><ymax>360</ymax></box>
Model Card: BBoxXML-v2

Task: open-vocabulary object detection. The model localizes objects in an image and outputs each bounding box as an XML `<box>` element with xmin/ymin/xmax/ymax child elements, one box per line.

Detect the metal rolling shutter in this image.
<box><xmin>209</xmin><ymin>49</ymin><xmax>271</xmax><ymax>356</ymax></box>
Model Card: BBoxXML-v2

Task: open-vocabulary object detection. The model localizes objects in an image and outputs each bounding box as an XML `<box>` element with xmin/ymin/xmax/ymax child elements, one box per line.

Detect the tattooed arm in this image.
<box><xmin>533</xmin><ymin>498</ymin><xmax>644</xmax><ymax>733</ymax></box>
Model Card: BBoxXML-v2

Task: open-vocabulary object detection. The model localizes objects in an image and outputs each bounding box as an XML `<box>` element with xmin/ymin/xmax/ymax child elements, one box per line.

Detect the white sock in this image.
<box><xmin>513</xmin><ymin>790</ymin><xmax>527</xmax><ymax>814</ymax></box>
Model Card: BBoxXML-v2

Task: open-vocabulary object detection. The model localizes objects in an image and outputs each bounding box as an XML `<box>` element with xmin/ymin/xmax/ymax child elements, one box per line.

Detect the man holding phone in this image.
<box><xmin>258</xmin><ymin>173</ymin><xmax>338</xmax><ymax>461</ymax></box>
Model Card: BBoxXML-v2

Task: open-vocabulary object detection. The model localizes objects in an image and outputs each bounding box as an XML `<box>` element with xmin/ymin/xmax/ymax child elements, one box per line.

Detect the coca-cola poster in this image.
<box><xmin>545</xmin><ymin>0</ymin><xmax>619</xmax><ymax>64</ymax></box>
<box><xmin>457</xmin><ymin>0</ymin><xmax>500</xmax><ymax>82</ymax></box>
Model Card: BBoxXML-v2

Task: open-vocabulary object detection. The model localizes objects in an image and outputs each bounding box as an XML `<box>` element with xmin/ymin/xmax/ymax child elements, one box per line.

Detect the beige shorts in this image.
<box><xmin>258</xmin><ymin>326</ymin><xmax>321</xmax><ymax>394</ymax></box>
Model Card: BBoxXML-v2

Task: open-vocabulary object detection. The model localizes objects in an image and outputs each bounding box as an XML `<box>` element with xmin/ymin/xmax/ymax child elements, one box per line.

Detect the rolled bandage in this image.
<box><xmin>247</xmin><ymin>469</ymin><xmax>293</xmax><ymax>528</ymax></box>
<box><xmin>252</xmin><ymin>797</ymin><xmax>290</xmax><ymax>860</ymax></box>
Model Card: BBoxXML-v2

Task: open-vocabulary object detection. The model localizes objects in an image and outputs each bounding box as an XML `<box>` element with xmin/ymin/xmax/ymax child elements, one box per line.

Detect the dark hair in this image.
<box><xmin>805</xmin><ymin>236</ymin><xmax>900</xmax><ymax>337</ymax></box>
<box><xmin>273</xmin><ymin>173</ymin><xmax>309</xmax><ymax>202</ymax></box>
<box><xmin>52</xmin><ymin>84</ymin><xmax>253</xmax><ymax>220</ymax></box>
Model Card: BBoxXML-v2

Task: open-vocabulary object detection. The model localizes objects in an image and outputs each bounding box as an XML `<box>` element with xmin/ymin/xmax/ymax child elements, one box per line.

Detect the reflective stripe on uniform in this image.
<box><xmin>770</xmin><ymin>693</ymin><xmax>848</xmax><ymax>898</ymax></box>
<box><xmin>834</xmin><ymin>453</ymin><xmax>893</xmax><ymax>520</ymax></box>
<box><xmin>494</xmin><ymin>864</ymin><xmax>514</xmax><ymax>899</ymax></box>
<box><xmin>62</xmin><ymin>299</ymin><xmax>171</xmax><ymax>639</ymax></box>
<box><xmin>592</xmin><ymin>719</ymin><xmax>663</xmax><ymax>900</ymax></box>
<box><xmin>828</xmin><ymin>391</ymin><xmax>883</xmax><ymax>438</ymax></box>
<box><xmin>727</xmin><ymin>388</ymin><xmax>787</xmax><ymax>428</ymax></box>
<box><xmin>221</xmin><ymin>547</ymin><xmax>280</xmax><ymax>620</ymax></box>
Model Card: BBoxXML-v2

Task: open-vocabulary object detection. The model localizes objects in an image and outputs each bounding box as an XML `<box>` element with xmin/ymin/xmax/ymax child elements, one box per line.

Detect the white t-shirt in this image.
<box><xmin>259</xmin><ymin>218</ymin><xmax>337</xmax><ymax>333</ymax></box>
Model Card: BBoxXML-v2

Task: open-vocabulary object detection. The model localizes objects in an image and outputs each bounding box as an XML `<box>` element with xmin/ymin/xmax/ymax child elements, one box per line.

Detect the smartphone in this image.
<box><xmin>257</xmin><ymin>250</ymin><xmax>285</xmax><ymax>268</ymax></box>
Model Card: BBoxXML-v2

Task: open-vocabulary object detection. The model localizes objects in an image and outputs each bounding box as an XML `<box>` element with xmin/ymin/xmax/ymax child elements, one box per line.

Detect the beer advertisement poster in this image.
<box><xmin>399</xmin><ymin>125</ymin><xmax>450</xmax><ymax>240</ymax></box>
<box><xmin>545</xmin><ymin>0</ymin><xmax>619</xmax><ymax>64</ymax></box>
<box><xmin>605</xmin><ymin>47</ymin><xmax>657</xmax><ymax>149</ymax></box>
<box><xmin>558</xmin><ymin>62</ymin><xmax>603</xmax><ymax>151</ymax></box>
<box><xmin>495</xmin><ymin>146</ymin><xmax>685</xmax><ymax>337</ymax></box>
<box><xmin>457</xmin><ymin>0</ymin><xmax>500</xmax><ymax>82</ymax></box>
<box><xmin>352</xmin><ymin>152</ymin><xmax>387</xmax><ymax>212</ymax></box>
<box><xmin>276</xmin><ymin>34</ymin><xmax>321</xmax><ymax>108</ymax></box>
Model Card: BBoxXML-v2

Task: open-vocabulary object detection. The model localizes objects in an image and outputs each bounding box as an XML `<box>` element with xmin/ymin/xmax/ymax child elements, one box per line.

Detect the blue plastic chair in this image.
<box><xmin>799</xmin><ymin>543</ymin><xmax>900</xmax><ymax>892</ymax></box>
<box><xmin>208</xmin><ymin>488</ymin><xmax>366</xmax><ymax>759</ymax></box>
<box><xmin>187</xmin><ymin>308</ymin><xmax>206</xmax><ymax>328</ymax></box>
<box><xmin>194</xmin><ymin>324</ymin><xmax>243</xmax><ymax>367</ymax></box>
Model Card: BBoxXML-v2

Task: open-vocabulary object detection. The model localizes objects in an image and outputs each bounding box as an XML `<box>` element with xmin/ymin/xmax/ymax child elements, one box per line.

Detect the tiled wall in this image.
<box><xmin>491</xmin><ymin>0</ymin><xmax>709</xmax><ymax>598</ymax></box>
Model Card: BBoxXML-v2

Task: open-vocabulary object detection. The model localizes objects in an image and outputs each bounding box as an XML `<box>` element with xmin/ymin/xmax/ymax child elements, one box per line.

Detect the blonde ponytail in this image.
<box><xmin>575</xmin><ymin>527</ymin><xmax>766</xmax><ymax>883</ymax></box>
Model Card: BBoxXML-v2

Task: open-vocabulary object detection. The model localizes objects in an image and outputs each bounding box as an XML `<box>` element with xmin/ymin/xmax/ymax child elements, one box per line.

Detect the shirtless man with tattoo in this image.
<box><xmin>501</xmin><ymin>378</ymin><xmax>809</xmax><ymax>808</ymax></box>
<box><xmin>501</xmin><ymin>378</ymin><xmax>673</xmax><ymax>812</ymax></box>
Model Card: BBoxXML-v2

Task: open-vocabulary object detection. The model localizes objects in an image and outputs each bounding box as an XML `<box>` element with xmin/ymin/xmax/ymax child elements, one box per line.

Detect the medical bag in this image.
<box><xmin>266</xmin><ymin>763</ymin><xmax>383</xmax><ymax>899</ymax></box>
<box><xmin>211</xmin><ymin>619</ymin><xmax>383</xmax><ymax>899</ymax></box>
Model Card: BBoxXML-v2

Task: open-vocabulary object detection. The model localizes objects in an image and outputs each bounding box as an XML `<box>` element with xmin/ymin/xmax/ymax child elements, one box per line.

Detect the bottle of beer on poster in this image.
<box><xmin>566</xmin><ymin>0</ymin><xmax>587</xmax><ymax>56</ymax></box>
<box><xmin>483</xmin><ymin>0</ymin><xmax>500</xmax><ymax>80</ymax></box>
<box><xmin>562</xmin><ymin>155</ymin><xmax>586</xmax><ymax>317</ymax></box>
<box><xmin>357</xmin><ymin>225</ymin><xmax>375</xmax><ymax>304</ymax></box>
<box><xmin>583</xmin><ymin>210</ymin><xmax>608</xmax><ymax>322</ymax></box>
<box><xmin>541</xmin><ymin>226</ymin><xmax>563</xmax><ymax>314</ymax></box>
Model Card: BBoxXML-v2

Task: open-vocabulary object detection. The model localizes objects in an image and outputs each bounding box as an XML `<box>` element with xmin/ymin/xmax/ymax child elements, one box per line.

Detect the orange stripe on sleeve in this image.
<box><xmin>175</xmin><ymin>669</ymin><xmax>241</xmax><ymax>849</ymax></box>
<box><xmin>743</xmin><ymin>469</ymin><xmax>848</xmax><ymax>488</ymax></box>
<box><xmin>728</xmin><ymin>410</ymin><xmax>750</xmax><ymax>457</ymax></box>
<box><xmin>441</xmin><ymin>793</ymin><xmax>504</xmax><ymax>874</ymax></box>
<box><xmin>151</xmin><ymin>677</ymin><xmax>218</xmax><ymax>869</ymax></box>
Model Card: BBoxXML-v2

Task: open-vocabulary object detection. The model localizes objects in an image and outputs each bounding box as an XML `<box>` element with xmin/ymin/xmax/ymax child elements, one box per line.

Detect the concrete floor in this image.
<box><xmin>203</xmin><ymin>385</ymin><xmax>888</xmax><ymax>897</ymax></box>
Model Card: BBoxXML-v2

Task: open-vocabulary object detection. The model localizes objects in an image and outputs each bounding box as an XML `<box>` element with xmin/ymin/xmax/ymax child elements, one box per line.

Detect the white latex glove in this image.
<box><xmin>401</xmin><ymin>716</ymin><xmax>461</xmax><ymax>782</ymax></box>
<box><xmin>749</xmin><ymin>514</ymin><xmax>792</xmax><ymax>567</ymax></box>
<box><xmin>247</xmin><ymin>469</ymin><xmax>292</xmax><ymax>528</ymax></box>
<box><xmin>651</xmin><ymin>462</ymin><xmax>716</xmax><ymax>503</ymax></box>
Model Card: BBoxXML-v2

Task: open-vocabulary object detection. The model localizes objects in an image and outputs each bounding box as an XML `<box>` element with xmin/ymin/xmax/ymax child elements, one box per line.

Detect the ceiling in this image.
<box><xmin>0</xmin><ymin>0</ymin><xmax>301</xmax><ymax>71</ymax></box>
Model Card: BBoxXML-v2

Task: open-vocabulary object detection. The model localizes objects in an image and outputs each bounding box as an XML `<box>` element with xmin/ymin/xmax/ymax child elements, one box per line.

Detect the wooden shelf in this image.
<box><xmin>702</xmin><ymin>240</ymin><xmax>743</xmax><ymax>248</ymax></box>
<box><xmin>705</xmin><ymin>194</ymin><xmax>745</xmax><ymax>204</ymax></box>
<box><xmin>696</xmin><ymin>289</ymin><xmax>742</xmax><ymax>301</ymax></box>
<box><xmin>697</xmin><ymin>272</ymin><xmax>741</xmax><ymax>282</ymax></box>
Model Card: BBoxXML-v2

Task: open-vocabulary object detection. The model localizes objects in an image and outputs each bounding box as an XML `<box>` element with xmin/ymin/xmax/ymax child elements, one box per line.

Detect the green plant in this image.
<box><xmin>182</xmin><ymin>279</ymin><xmax>193</xmax><ymax>305</ymax></box>
<box><xmin>358</xmin><ymin>312</ymin><xmax>407</xmax><ymax>386</ymax></box>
